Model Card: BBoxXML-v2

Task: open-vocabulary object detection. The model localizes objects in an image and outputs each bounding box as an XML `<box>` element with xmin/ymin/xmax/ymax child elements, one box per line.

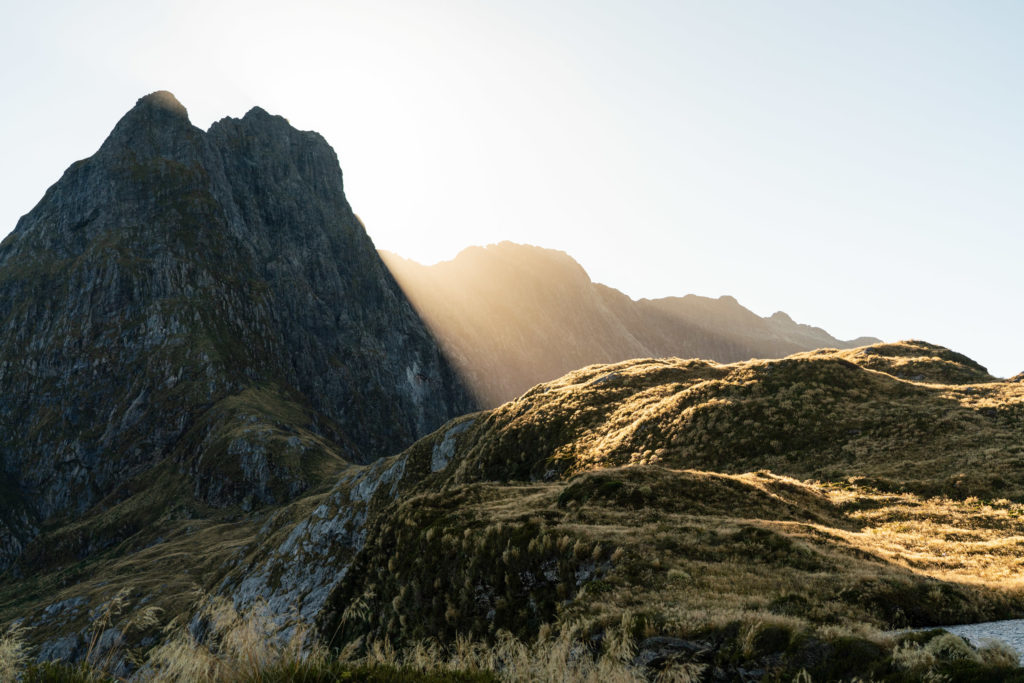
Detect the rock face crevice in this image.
<box><xmin>0</xmin><ymin>91</ymin><xmax>474</xmax><ymax>569</ymax></box>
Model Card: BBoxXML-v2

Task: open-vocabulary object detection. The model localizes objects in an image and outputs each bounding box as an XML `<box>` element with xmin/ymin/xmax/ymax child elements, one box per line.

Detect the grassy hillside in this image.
<box><xmin>431</xmin><ymin>341</ymin><xmax>1021</xmax><ymax>496</ymax></box>
<box><xmin>318</xmin><ymin>340</ymin><xmax>1024</xmax><ymax>678</ymax></box>
<box><xmin>4</xmin><ymin>340</ymin><xmax>1024</xmax><ymax>680</ymax></box>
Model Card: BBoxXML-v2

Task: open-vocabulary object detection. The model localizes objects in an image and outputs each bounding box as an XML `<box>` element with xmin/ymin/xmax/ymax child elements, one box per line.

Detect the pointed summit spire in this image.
<box><xmin>100</xmin><ymin>89</ymin><xmax>200</xmax><ymax>160</ymax></box>
<box><xmin>135</xmin><ymin>90</ymin><xmax>189</xmax><ymax>119</ymax></box>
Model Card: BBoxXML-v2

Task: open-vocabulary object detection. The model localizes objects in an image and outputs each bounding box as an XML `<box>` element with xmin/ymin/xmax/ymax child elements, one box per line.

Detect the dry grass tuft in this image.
<box><xmin>356</xmin><ymin>625</ymin><xmax>646</xmax><ymax>683</ymax></box>
<box><xmin>0</xmin><ymin>622</ymin><xmax>31</xmax><ymax>680</ymax></box>
<box><xmin>145</xmin><ymin>596</ymin><xmax>315</xmax><ymax>682</ymax></box>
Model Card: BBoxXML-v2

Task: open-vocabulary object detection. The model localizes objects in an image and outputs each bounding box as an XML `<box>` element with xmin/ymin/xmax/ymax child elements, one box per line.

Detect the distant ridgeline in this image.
<box><xmin>0</xmin><ymin>91</ymin><xmax>474</xmax><ymax>573</ymax></box>
<box><xmin>380</xmin><ymin>242</ymin><xmax>880</xmax><ymax>406</ymax></box>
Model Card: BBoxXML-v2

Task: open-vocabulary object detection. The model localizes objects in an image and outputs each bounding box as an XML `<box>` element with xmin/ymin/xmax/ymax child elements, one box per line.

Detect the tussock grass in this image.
<box><xmin>439</xmin><ymin>342</ymin><xmax>1023</xmax><ymax>499</ymax></box>
<box><xmin>144</xmin><ymin>597</ymin><xmax>305</xmax><ymax>681</ymax></box>
<box><xmin>12</xmin><ymin>597</ymin><xmax>654</xmax><ymax>681</ymax></box>
<box><xmin>6</xmin><ymin>341</ymin><xmax>1024</xmax><ymax>681</ymax></box>
<box><xmin>11</xmin><ymin>603</ymin><xmax>1023</xmax><ymax>682</ymax></box>
<box><xmin>1</xmin><ymin>622</ymin><xmax>31</xmax><ymax>680</ymax></box>
<box><xmin>324</xmin><ymin>465</ymin><xmax>1024</xmax><ymax>651</ymax></box>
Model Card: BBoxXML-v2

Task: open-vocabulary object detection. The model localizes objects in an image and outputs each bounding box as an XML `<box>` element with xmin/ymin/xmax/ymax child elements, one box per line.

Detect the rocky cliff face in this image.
<box><xmin>380</xmin><ymin>242</ymin><xmax>879</xmax><ymax>405</ymax></box>
<box><xmin>0</xmin><ymin>91</ymin><xmax>474</xmax><ymax>570</ymax></box>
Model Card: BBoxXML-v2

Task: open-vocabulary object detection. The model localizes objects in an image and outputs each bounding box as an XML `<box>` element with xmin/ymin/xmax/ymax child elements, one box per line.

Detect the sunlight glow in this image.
<box><xmin>1</xmin><ymin>1</ymin><xmax>1021</xmax><ymax>377</ymax></box>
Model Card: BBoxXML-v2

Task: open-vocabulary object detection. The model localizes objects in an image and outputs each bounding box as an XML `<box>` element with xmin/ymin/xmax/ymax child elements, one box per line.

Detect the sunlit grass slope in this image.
<box><xmin>319</xmin><ymin>340</ymin><xmax>1024</xmax><ymax>677</ymax></box>
<box><xmin>4</xmin><ymin>340</ymin><xmax>1024</xmax><ymax>680</ymax></box>
<box><xmin>438</xmin><ymin>340</ymin><xmax>1022</xmax><ymax>497</ymax></box>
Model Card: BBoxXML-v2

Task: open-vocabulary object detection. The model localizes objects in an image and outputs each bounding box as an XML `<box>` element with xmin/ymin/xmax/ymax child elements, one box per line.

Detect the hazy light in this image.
<box><xmin>1</xmin><ymin>0</ymin><xmax>1021</xmax><ymax>377</ymax></box>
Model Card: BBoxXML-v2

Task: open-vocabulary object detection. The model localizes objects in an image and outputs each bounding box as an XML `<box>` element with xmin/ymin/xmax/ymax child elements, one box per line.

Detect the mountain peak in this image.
<box><xmin>134</xmin><ymin>90</ymin><xmax>188</xmax><ymax>118</ymax></box>
<box><xmin>242</xmin><ymin>105</ymin><xmax>274</xmax><ymax>120</ymax></box>
<box><xmin>0</xmin><ymin>93</ymin><xmax>474</xmax><ymax>570</ymax></box>
<box><xmin>100</xmin><ymin>90</ymin><xmax>198</xmax><ymax>159</ymax></box>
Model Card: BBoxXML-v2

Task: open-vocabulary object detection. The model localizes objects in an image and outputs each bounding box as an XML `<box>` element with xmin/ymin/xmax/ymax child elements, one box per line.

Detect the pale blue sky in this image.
<box><xmin>1</xmin><ymin>1</ymin><xmax>1021</xmax><ymax>376</ymax></box>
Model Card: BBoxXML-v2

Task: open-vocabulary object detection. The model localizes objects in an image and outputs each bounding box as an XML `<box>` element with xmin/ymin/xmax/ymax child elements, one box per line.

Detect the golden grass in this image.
<box><xmin>144</xmin><ymin>596</ymin><xmax>311</xmax><ymax>682</ymax></box>
<box><xmin>826</xmin><ymin>487</ymin><xmax>1024</xmax><ymax>585</ymax></box>
<box><xmin>324</xmin><ymin>461</ymin><xmax>1024</xmax><ymax>656</ymax></box>
<box><xmin>5</xmin><ymin>341</ymin><xmax>1023</xmax><ymax>679</ymax></box>
<box><xmin>11</xmin><ymin>595</ymin><xmax>1019</xmax><ymax>681</ymax></box>
<box><xmin>24</xmin><ymin>594</ymin><xmax>664</xmax><ymax>682</ymax></box>
<box><xmin>0</xmin><ymin>622</ymin><xmax>31</xmax><ymax>680</ymax></box>
<box><xmin>441</xmin><ymin>342</ymin><xmax>1023</xmax><ymax>500</ymax></box>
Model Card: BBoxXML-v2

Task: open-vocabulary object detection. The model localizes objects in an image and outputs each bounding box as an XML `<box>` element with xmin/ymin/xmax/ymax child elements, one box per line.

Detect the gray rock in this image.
<box><xmin>0</xmin><ymin>91</ymin><xmax>475</xmax><ymax>570</ymax></box>
<box><xmin>224</xmin><ymin>452</ymin><xmax>415</xmax><ymax>632</ymax></box>
<box><xmin>36</xmin><ymin>634</ymin><xmax>84</xmax><ymax>663</ymax></box>
<box><xmin>431</xmin><ymin>419</ymin><xmax>474</xmax><ymax>472</ymax></box>
<box><xmin>632</xmin><ymin>636</ymin><xmax>710</xmax><ymax>669</ymax></box>
<box><xmin>36</xmin><ymin>596</ymin><xmax>88</xmax><ymax>625</ymax></box>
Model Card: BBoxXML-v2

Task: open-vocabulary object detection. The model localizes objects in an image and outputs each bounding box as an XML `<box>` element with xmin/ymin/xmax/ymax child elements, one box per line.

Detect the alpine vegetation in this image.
<box><xmin>1</xmin><ymin>93</ymin><xmax>1022</xmax><ymax>681</ymax></box>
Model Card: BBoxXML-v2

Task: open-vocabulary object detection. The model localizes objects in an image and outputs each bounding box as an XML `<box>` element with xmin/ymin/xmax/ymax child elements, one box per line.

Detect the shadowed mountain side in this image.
<box><xmin>0</xmin><ymin>91</ymin><xmax>474</xmax><ymax>572</ymax></box>
<box><xmin>380</xmin><ymin>242</ymin><xmax>880</xmax><ymax>406</ymax></box>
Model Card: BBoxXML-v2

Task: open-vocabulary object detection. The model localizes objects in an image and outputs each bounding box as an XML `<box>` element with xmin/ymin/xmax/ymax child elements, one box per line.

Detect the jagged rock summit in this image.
<box><xmin>123</xmin><ymin>89</ymin><xmax>190</xmax><ymax>121</ymax></box>
<box><xmin>0</xmin><ymin>91</ymin><xmax>474</xmax><ymax>571</ymax></box>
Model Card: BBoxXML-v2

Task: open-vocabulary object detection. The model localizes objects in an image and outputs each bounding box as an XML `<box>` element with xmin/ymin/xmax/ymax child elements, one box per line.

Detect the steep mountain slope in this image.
<box><xmin>0</xmin><ymin>91</ymin><xmax>474</xmax><ymax>572</ymax></box>
<box><xmin>380</xmin><ymin>242</ymin><xmax>879</xmax><ymax>405</ymax></box>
